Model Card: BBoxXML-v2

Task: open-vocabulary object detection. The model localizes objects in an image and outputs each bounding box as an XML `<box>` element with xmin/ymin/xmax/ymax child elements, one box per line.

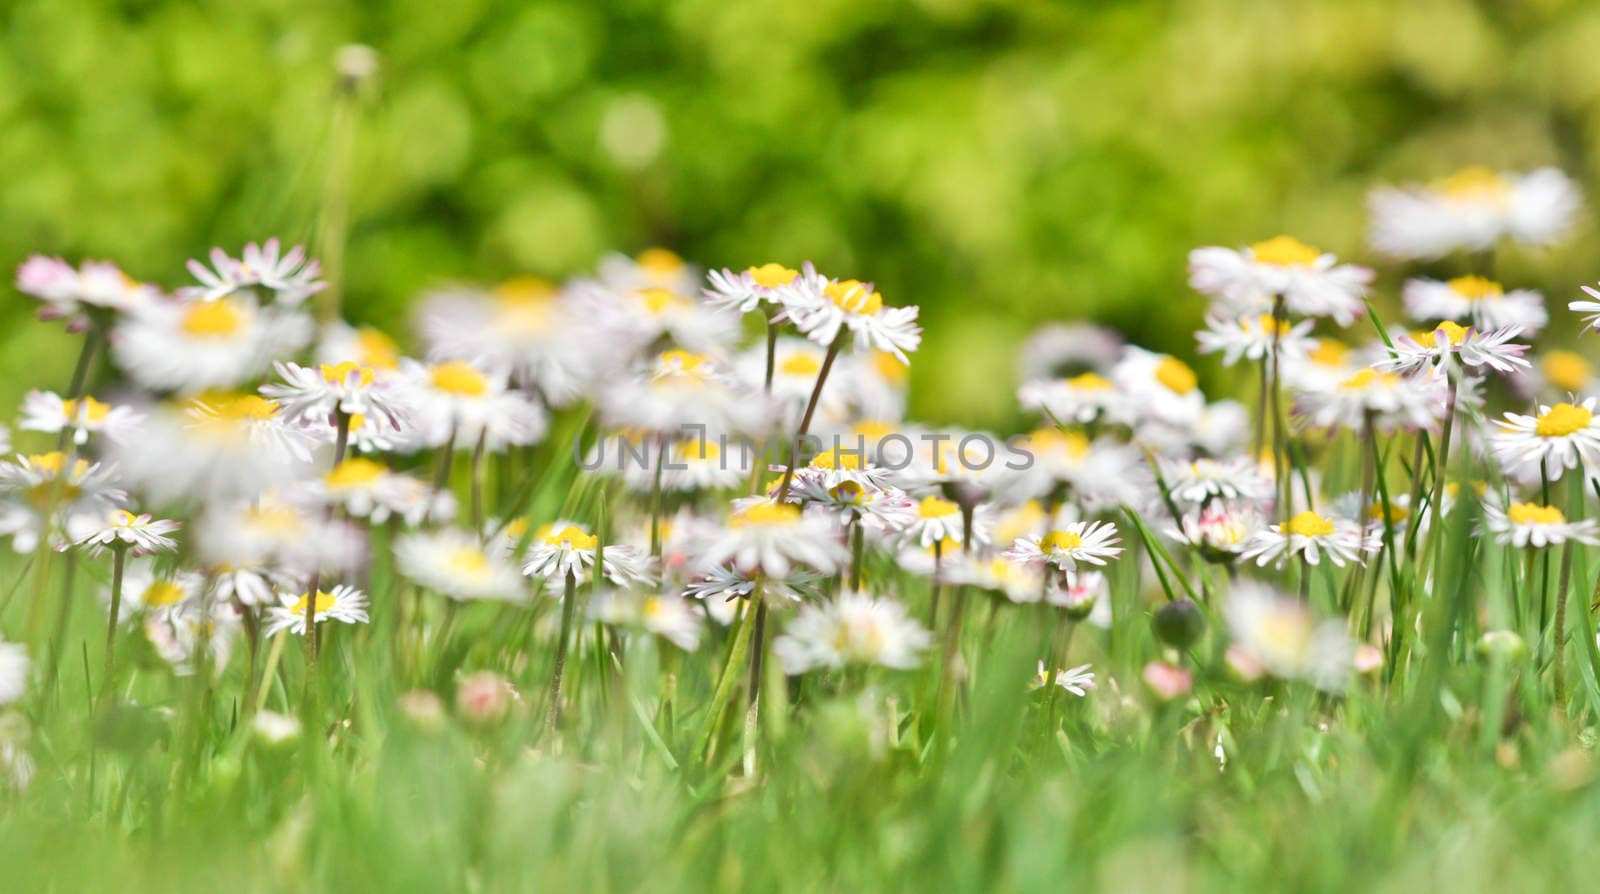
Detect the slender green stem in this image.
<box><xmin>698</xmin><ymin>598</ymin><xmax>757</xmax><ymax>762</ymax></box>
<box><xmin>547</xmin><ymin>571</ymin><xmax>580</xmax><ymax>737</ymax></box>
<box><xmin>776</xmin><ymin>333</ymin><xmax>846</xmax><ymax>502</ymax></box>
<box><xmin>101</xmin><ymin>545</ymin><xmax>128</xmax><ymax>701</ymax></box>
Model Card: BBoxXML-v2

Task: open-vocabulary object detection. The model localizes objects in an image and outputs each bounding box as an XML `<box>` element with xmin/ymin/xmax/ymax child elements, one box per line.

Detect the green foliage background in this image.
<box><xmin>5</xmin><ymin>0</ymin><xmax>1600</xmax><ymax>421</ymax></box>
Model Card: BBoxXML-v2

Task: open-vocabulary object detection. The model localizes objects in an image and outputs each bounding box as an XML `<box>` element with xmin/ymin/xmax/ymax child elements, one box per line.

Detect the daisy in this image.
<box><xmin>1368</xmin><ymin>166</ymin><xmax>1582</xmax><ymax>259</ymax></box>
<box><xmin>575</xmin><ymin>251</ymin><xmax>740</xmax><ymax>357</ymax></box>
<box><xmin>0</xmin><ymin>640</ymin><xmax>28</xmax><ymax>706</ymax></box>
<box><xmin>598</xmin><ymin>350</ymin><xmax>766</xmax><ymax>437</ymax></box>
<box><xmin>773</xmin><ymin>591</ymin><xmax>932</xmax><ymax>674</ymax></box>
<box><xmin>791</xmin><ymin>473</ymin><xmax>918</xmax><ymax>532</ymax></box>
<box><xmin>681</xmin><ymin>564</ymin><xmax>825</xmax><ymax>606</ymax></box>
<box><xmin>1529</xmin><ymin>350</ymin><xmax>1596</xmax><ymax>398</ymax></box>
<box><xmin>417</xmin><ymin>278</ymin><xmax>594</xmax><ymax>406</ymax></box>
<box><xmin>317</xmin><ymin>321</ymin><xmax>402</xmax><ymax>372</ymax></box>
<box><xmin>395</xmin><ymin>528</ymin><xmax>526</xmax><ymax>602</ymax></box>
<box><xmin>589</xmin><ymin>589</ymin><xmax>705</xmax><ymax>652</ymax></box>
<box><xmin>660</xmin><ymin>435</ymin><xmax>752</xmax><ymax>493</ymax></box>
<box><xmin>1017</xmin><ymin>371</ymin><xmax>1120</xmax><ymax>425</ymax></box>
<box><xmin>1004</xmin><ymin>520</ymin><xmax>1124</xmax><ymax>574</ymax></box>
<box><xmin>1110</xmin><ymin>348</ymin><xmax>1205</xmax><ymax>430</ymax></box>
<box><xmin>777</xmin><ymin>264</ymin><xmax>922</xmax><ymax>364</ymax></box>
<box><xmin>18</xmin><ymin>391</ymin><xmax>141</xmax><ymax>445</ymax></box>
<box><xmin>1403</xmin><ymin>276</ymin><xmax>1546</xmax><ymax>335</ymax></box>
<box><xmin>1568</xmin><ymin>284</ymin><xmax>1600</xmax><ymax>335</ymax></box>
<box><xmin>1375</xmin><ymin>321</ymin><xmax>1529</xmax><ymax>378</ymax></box>
<box><xmin>1160</xmin><ymin>456</ymin><xmax>1272</xmax><ymax>509</ymax></box>
<box><xmin>111</xmin><ymin>561</ymin><xmax>204</xmax><ymax>619</ymax></box>
<box><xmin>16</xmin><ymin>256</ymin><xmax>157</xmax><ymax>324</ymax></box>
<box><xmin>1166</xmin><ymin>502</ymin><xmax>1265</xmax><ymax>564</ymax></box>
<box><xmin>70</xmin><ymin>509</ymin><xmax>180</xmax><ymax>556</ymax></box>
<box><xmin>112</xmin><ymin>293</ymin><xmax>312</xmax><ymax>392</ymax></box>
<box><xmin>398</xmin><ymin>359</ymin><xmax>548</xmax><ymax>452</ymax></box>
<box><xmin>179</xmin><ymin>238</ymin><xmax>326</xmax><ymax>305</ymax></box>
<box><xmin>693</xmin><ymin>501</ymin><xmax>848</xmax><ymax>579</ymax></box>
<box><xmin>1052</xmin><ymin>663</ymin><xmax>1097</xmax><ymax>697</ymax></box>
<box><xmin>594</xmin><ymin>247</ymin><xmax>701</xmax><ymax>296</ymax></box>
<box><xmin>1483</xmin><ymin>501</ymin><xmax>1600</xmax><ymax>549</ymax></box>
<box><xmin>195</xmin><ymin>496</ymin><xmax>365</xmax><ymax>579</ymax></box>
<box><xmin>1049</xmin><ymin>569</ymin><xmax>1109</xmax><ymax>618</ymax></box>
<box><xmin>1017</xmin><ymin>323</ymin><xmax>1124</xmax><ymax>382</ymax></box>
<box><xmin>260</xmin><ymin>360</ymin><xmax>410</xmax><ymax>431</ymax></box>
<box><xmin>1225</xmin><ymin>580</ymin><xmax>1352</xmax><ymax>691</ymax></box>
<box><xmin>899</xmin><ymin>494</ymin><xmax>991</xmax><ymax>550</ymax></box>
<box><xmin>263</xmin><ymin>585</ymin><xmax>370</xmax><ymax>636</ymax></box>
<box><xmin>520</xmin><ymin>521</ymin><xmax>655</xmax><ymax>587</ymax></box>
<box><xmin>142</xmin><ymin>601</ymin><xmax>239</xmax><ymax>677</ymax></box>
<box><xmin>702</xmin><ymin>263</ymin><xmax>800</xmax><ymax>315</ymax></box>
<box><xmin>1195</xmin><ymin>313</ymin><xmax>1316</xmax><ymax>367</ymax></box>
<box><xmin>1239</xmin><ymin>510</ymin><xmax>1378</xmax><ymax>568</ymax></box>
<box><xmin>110</xmin><ymin>394</ymin><xmax>313</xmax><ymax>505</ymax></box>
<box><xmin>0</xmin><ymin>452</ymin><xmax>126</xmax><ymax>553</ymax></box>
<box><xmin>1491</xmin><ymin>399</ymin><xmax>1600</xmax><ymax>483</ymax></box>
<box><xmin>1295</xmin><ymin>367</ymin><xmax>1445</xmax><ymax>434</ymax></box>
<box><xmin>740</xmin><ymin>337</ymin><xmax>852</xmax><ymax>427</ymax></box>
<box><xmin>1187</xmin><ymin>235</ymin><xmax>1373</xmax><ymax>325</ymax></box>
<box><xmin>320</xmin><ymin>457</ymin><xmax>451</xmax><ymax>526</ymax></box>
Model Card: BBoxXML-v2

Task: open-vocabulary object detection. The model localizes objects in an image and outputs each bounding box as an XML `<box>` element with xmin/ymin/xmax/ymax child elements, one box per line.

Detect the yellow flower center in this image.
<box><xmin>732</xmin><ymin>502</ymin><xmax>801</xmax><ymax>527</ymax></box>
<box><xmin>1066</xmin><ymin>371</ymin><xmax>1113</xmax><ymax>391</ymax></box>
<box><xmin>141</xmin><ymin>580</ymin><xmax>187</xmax><ymax>607</ymax></box>
<box><xmin>673</xmin><ymin>438</ymin><xmax>720</xmax><ymax>462</ymax></box>
<box><xmin>62</xmin><ymin>396</ymin><xmax>111</xmax><ymax>425</ymax></box>
<box><xmin>1249</xmin><ymin>235</ymin><xmax>1322</xmax><ymax>267</ymax></box>
<box><xmin>1367</xmin><ymin>501</ymin><xmax>1409</xmax><ymax>523</ymax></box>
<box><xmin>448</xmin><ymin>546</ymin><xmax>491</xmax><ymax>579</ymax></box>
<box><xmin>872</xmin><ymin>349</ymin><xmax>909</xmax><ymax>382</ymax></box>
<box><xmin>355</xmin><ymin>327</ymin><xmax>400</xmax><ymax>370</ymax></box>
<box><xmin>247</xmin><ymin>504</ymin><xmax>303</xmax><ymax>536</ymax></box>
<box><xmin>1425</xmin><ymin>320</ymin><xmax>1470</xmax><ymax>347</ymax></box>
<box><xmin>1508</xmin><ymin>502</ymin><xmax>1566</xmax><ymax>526</ymax></box>
<box><xmin>539</xmin><ymin>524</ymin><xmax>599</xmax><ymax>550</ymax></box>
<box><xmin>658</xmin><ymin>349</ymin><xmax>710</xmax><ymax>376</ymax></box>
<box><xmin>1248</xmin><ymin>314</ymin><xmax>1292</xmax><ymax>337</ymax></box>
<box><xmin>638</xmin><ymin>287</ymin><xmax>688</xmax><ymax>315</ymax></box>
<box><xmin>1448</xmin><ymin>275</ymin><xmax>1503</xmax><ymax>301</ymax></box>
<box><xmin>829</xmin><ymin>480</ymin><xmax>865</xmax><ymax>504</ymax></box>
<box><xmin>1535</xmin><ymin>403</ymin><xmax>1593</xmax><ymax>438</ymax></box>
<box><xmin>918</xmin><ymin>496</ymin><xmax>959</xmax><ymax>519</ymax></box>
<box><xmin>823</xmin><ymin>279</ymin><xmax>883</xmax><ymax>315</ymax></box>
<box><xmin>1040</xmin><ymin>530</ymin><xmax>1084</xmax><ymax>552</ymax></box>
<box><xmin>23</xmin><ymin>452</ymin><xmax>85</xmax><ymax>508</ymax></box>
<box><xmin>325</xmin><ymin>457</ymin><xmax>387</xmax><ymax>488</ymax></box>
<box><xmin>747</xmin><ymin>263</ymin><xmax>798</xmax><ymax>289</ymax></box>
<box><xmin>494</xmin><ymin>277</ymin><xmax>559</xmax><ymax>332</ymax></box>
<box><xmin>1027</xmin><ymin>428</ymin><xmax>1091</xmax><ymax>459</ymax></box>
<box><xmin>191</xmin><ymin>391</ymin><xmax>280</xmax><ymax>422</ymax></box>
<box><xmin>1284</xmin><ymin>511</ymin><xmax>1335</xmax><ymax>537</ymax></box>
<box><xmin>853</xmin><ymin>420</ymin><xmax>897</xmax><ymax>442</ymax></box>
<box><xmin>1436</xmin><ymin>166</ymin><xmax>1509</xmax><ymax>205</ymax></box>
<box><xmin>780</xmin><ymin>352</ymin><xmax>823</xmax><ymax>376</ymax></box>
<box><xmin>1308</xmin><ymin>339</ymin><xmax>1349</xmax><ymax>366</ymax></box>
<box><xmin>181</xmin><ymin>299</ymin><xmax>245</xmax><ymax>337</ymax></box>
<box><xmin>1155</xmin><ymin>356</ymin><xmax>1198</xmax><ymax>394</ymax></box>
<box><xmin>320</xmin><ymin>361</ymin><xmax>375</xmax><ymax>387</ymax></box>
<box><xmin>636</xmin><ymin>247</ymin><xmax>685</xmax><ymax>276</ymax></box>
<box><xmin>1339</xmin><ymin>369</ymin><xmax>1399</xmax><ymax>391</ymax></box>
<box><xmin>429</xmin><ymin>361</ymin><xmax>489</xmax><ymax>397</ymax></box>
<box><xmin>288</xmin><ymin>590</ymin><xmax>337</xmax><ymax>616</ymax></box>
<box><xmin>503</xmin><ymin>517</ymin><xmax>531</xmax><ymax>540</ymax></box>
<box><xmin>1543</xmin><ymin>350</ymin><xmax>1591</xmax><ymax>392</ymax></box>
<box><xmin>810</xmin><ymin>447</ymin><xmax>866</xmax><ymax>470</ymax></box>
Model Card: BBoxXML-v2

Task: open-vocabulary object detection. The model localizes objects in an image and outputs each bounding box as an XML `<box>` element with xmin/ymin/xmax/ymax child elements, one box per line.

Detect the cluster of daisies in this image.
<box><xmin>0</xmin><ymin>161</ymin><xmax>1596</xmax><ymax>778</ymax></box>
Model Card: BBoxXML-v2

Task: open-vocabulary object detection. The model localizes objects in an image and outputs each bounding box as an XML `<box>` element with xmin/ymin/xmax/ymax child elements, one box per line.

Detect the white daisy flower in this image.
<box><xmin>1052</xmin><ymin>663</ymin><xmax>1097</xmax><ymax>697</ymax></box>
<box><xmin>70</xmin><ymin>509</ymin><xmax>179</xmax><ymax>556</ymax></box>
<box><xmin>0</xmin><ymin>452</ymin><xmax>126</xmax><ymax>553</ymax></box>
<box><xmin>738</xmin><ymin>337</ymin><xmax>851</xmax><ymax>429</ymax></box>
<box><xmin>1187</xmin><ymin>235</ymin><xmax>1373</xmax><ymax>325</ymax></box>
<box><xmin>112</xmin><ymin>293</ymin><xmax>312</xmax><ymax>393</ymax></box>
<box><xmin>316</xmin><ymin>321</ymin><xmax>402</xmax><ymax>372</ymax></box>
<box><xmin>1295</xmin><ymin>367</ymin><xmax>1445</xmax><ymax>434</ymax></box>
<box><xmin>702</xmin><ymin>263</ymin><xmax>800</xmax><ymax>315</ymax></box>
<box><xmin>1403</xmin><ymin>276</ymin><xmax>1546</xmax><ymax>335</ymax></box>
<box><xmin>179</xmin><ymin>239</ymin><xmax>326</xmax><ymax>305</ymax></box>
<box><xmin>1048</xmin><ymin>570</ymin><xmax>1108</xmax><ymax>616</ymax></box>
<box><xmin>595</xmin><ymin>247</ymin><xmax>701</xmax><ymax>295</ymax></box>
<box><xmin>1483</xmin><ymin>501</ymin><xmax>1600</xmax><ymax>549</ymax></box>
<box><xmin>791</xmin><ymin>471</ymin><xmax>917</xmax><ymax>532</ymax></box>
<box><xmin>1568</xmin><ymin>284</ymin><xmax>1600</xmax><ymax>335</ymax></box>
<box><xmin>395</xmin><ymin>528</ymin><xmax>526</xmax><ymax>602</ymax></box>
<box><xmin>694</xmin><ymin>501</ymin><xmax>848</xmax><ymax>579</ymax></box>
<box><xmin>1017</xmin><ymin>323</ymin><xmax>1124</xmax><ymax>382</ymax></box>
<box><xmin>777</xmin><ymin>264</ymin><xmax>922</xmax><ymax>364</ymax></box>
<box><xmin>681</xmin><ymin>564</ymin><xmax>824</xmax><ymax>607</ymax></box>
<box><xmin>1523</xmin><ymin>350</ymin><xmax>1597</xmax><ymax>400</ymax></box>
<box><xmin>658</xmin><ymin>435</ymin><xmax>752</xmax><ymax>493</ymax></box>
<box><xmin>1330</xmin><ymin>492</ymin><xmax>1416</xmax><ymax>538</ymax></box>
<box><xmin>1239</xmin><ymin>511</ymin><xmax>1379</xmax><ymax>568</ymax></box>
<box><xmin>899</xmin><ymin>494</ymin><xmax>991</xmax><ymax>550</ymax></box>
<box><xmin>1004</xmin><ymin>520</ymin><xmax>1124</xmax><ymax>574</ymax></box>
<box><xmin>1491</xmin><ymin>399</ymin><xmax>1600</xmax><ymax>483</ymax></box>
<box><xmin>398</xmin><ymin>359</ymin><xmax>548</xmax><ymax>452</ymax></box>
<box><xmin>260</xmin><ymin>360</ymin><xmax>411</xmax><ymax>431</ymax></box>
<box><xmin>589</xmin><ymin>589</ymin><xmax>705</xmax><ymax>652</ymax></box>
<box><xmin>1225</xmin><ymin>580</ymin><xmax>1352</xmax><ymax>691</ymax></box>
<box><xmin>417</xmin><ymin>277</ymin><xmax>594</xmax><ymax>406</ymax></box>
<box><xmin>1368</xmin><ymin>166</ymin><xmax>1582</xmax><ymax>259</ymax></box>
<box><xmin>195</xmin><ymin>496</ymin><xmax>366</xmax><ymax>579</ymax></box>
<box><xmin>1110</xmin><ymin>348</ymin><xmax>1205</xmax><ymax>430</ymax></box>
<box><xmin>110</xmin><ymin>560</ymin><xmax>204</xmax><ymax>619</ymax></box>
<box><xmin>1166</xmin><ymin>502</ymin><xmax>1265</xmax><ymax>563</ymax></box>
<box><xmin>1017</xmin><ymin>371</ymin><xmax>1119</xmax><ymax>425</ymax></box>
<box><xmin>520</xmin><ymin>521</ymin><xmax>655</xmax><ymax>587</ymax></box>
<box><xmin>773</xmin><ymin>591</ymin><xmax>932</xmax><ymax>674</ymax></box>
<box><xmin>574</xmin><ymin>250</ymin><xmax>740</xmax><ymax>358</ymax></box>
<box><xmin>1195</xmin><ymin>313</ymin><xmax>1316</xmax><ymax>367</ymax></box>
<box><xmin>15</xmin><ymin>256</ymin><xmax>157</xmax><ymax>324</ymax></box>
<box><xmin>142</xmin><ymin>600</ymin><xmax>238</xmax><ymax>677</ymax></box>
<box><xmin>18</xmin><ymin>391</ymin><xmax>141</xmax><ymax>446</ymax></box>
<box><xmin>1283</xmin><ymin>337</ymin><xmax>1357</xmax><ymax>391</ymax></box>
<box><xmin>1160</xmin><ymin>456</ymin><xmax>1272</xmax><ymax>509</ymax></box>
<box><xmin>1375</xmin><ymin>321</ymin><xmax>1530</xmax><ymax>378</ymax></box>
<box><xmin>110</xmin><ymin>393</ymin><xmax>314</xmax><ymax>505</ymax></box>
<box><xmin>263</xmin><ymin>584</ymin><xmax>370</xmax><ymax>636</ymax></box>
<box><xmin>320</xmin><ymin>457</ymin><xmax>452</xmax><ymax>526</ymax></box>
<box><xmin>0</xmin><ymin>640</ymin><xmax>29</xmax><ymax>706</ymax></box>
<box><xmin>598</xmin><ymin>350</ymin><xmax>766</xmax><ymax>437</ymax></box>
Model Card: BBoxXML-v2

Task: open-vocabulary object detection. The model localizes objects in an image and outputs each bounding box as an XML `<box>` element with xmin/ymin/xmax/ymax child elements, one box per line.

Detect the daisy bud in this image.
<box><xmin>252</xmin><ymin>710</ymin><xmax>302</xmax><ymax>748</ymax></box>
<box><xmin>1352</xmin><ymin>644</ymin><xmax>1384</xmax><ymax>675</ymax></box>
<box><xmin>1152</xmin><ymin>599</ymin><xmax>1205</xmax><ymax>650</ymax></box>
<box><xmin>398</xmin><ymin>690</ymin><xmax>448</xmax><ymax>733</ymax></box>
<box><xmin>1475</xmin><ymin>630</ymin><xmax>1527</xmax><ymax>663</ymax></box>
<box><xmin>1141</xmin><ymin>661</ymin><xmax>1193</xmax><ymax>702</ymax></box>
<box><xmin>456</xmin><ymin>671</ymin><xmax>515</xmax><ymax>725</ymax></box>
<box><xmin>1224</xmin><ymin>645</ymin><xmax>1266</xmax><ymax>683</ymax></box>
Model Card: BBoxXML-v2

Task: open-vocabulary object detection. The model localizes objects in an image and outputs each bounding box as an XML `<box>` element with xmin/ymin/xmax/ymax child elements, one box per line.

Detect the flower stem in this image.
<box><xmin>698</xmin><ymin>597</ymin><xmax>757</xmax><ymax>763</ymax></box>
<box><xmin>100</xmin><ymin>545</ymin><xmax>128</xmax><ymax>701</ymax></box>
<box><xmin>546</xmin><ymin>570</ymin><xmax>579</xmax><ymax>738</ymax></box>
<box><xmin>776</xmin><ymin>333</ymin><xmax>846</xmax><ymax>502</ymax></box>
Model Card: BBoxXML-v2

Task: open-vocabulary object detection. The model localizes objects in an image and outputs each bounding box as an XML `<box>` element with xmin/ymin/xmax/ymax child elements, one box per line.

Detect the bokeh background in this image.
<box><xmin>5</xmin><ymin>0</ymin><xmax>1600</xmax><ymax>425</ymax></box>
